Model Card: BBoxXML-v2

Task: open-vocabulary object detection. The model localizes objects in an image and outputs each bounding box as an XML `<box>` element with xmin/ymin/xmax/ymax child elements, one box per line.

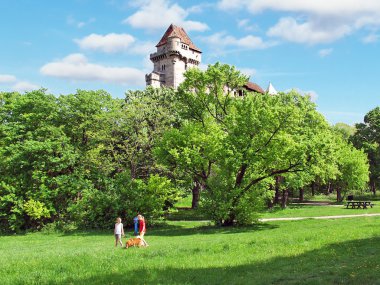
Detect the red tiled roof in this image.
<box><xmin>156</xmin><ymin>24</ymin><xmax>202</xmax><ymax>52</ymax></box>
<box><xmin>244</xmin><ymin>82</ymin><xmax>265</xmax><ymax>94</ymax></box>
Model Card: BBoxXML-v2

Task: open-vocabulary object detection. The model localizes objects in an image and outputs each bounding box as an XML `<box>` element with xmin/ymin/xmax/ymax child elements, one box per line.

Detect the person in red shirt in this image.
<box><xmin>138</xmin><ymin>214</ymin><xmax>148</xmax><ymax>246</ymax></box>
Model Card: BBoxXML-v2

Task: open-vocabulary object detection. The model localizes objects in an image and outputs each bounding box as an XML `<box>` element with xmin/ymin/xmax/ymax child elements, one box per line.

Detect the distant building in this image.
<box><xmin>146</xmin><ymin>24</ymin><xmax>202</xmax><ymax>89</ymax></box>
<box><xmin>146</xmin><ymin>24</ymin><xmax>267</xmax><ymax>94</ymax></box>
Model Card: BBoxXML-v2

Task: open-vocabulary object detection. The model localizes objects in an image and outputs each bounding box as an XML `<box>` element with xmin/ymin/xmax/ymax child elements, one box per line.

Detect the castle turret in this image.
<box><xmin>146</xmin><ymin>24</ymin><xmax>202</xmax><ymax>89</ymax></box>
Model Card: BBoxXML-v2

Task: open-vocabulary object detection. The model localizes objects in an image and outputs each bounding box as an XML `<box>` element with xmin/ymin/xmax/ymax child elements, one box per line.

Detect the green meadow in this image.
<box><xmin>1</xmin><ymin>214</ymin><xmax>379</xmax><ymax>285</ymax></box>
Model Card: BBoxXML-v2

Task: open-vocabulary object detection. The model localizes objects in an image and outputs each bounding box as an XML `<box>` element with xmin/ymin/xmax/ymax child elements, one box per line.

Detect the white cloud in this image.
<box><xmin>267</xmin><ymin>17</ymin><xmax>351</xmax><ymax>44</ymax></box>
<box><xmin>287</xmin><ymin>88</ymin><xmax>318</xmax><ymax>102</ymax></box>
<box><xmin>75</xmin><ymin>33</ymin><xmax>155</xmax><ymax>55</ymax></box>
<box><xmin>202</xmin><ymin>32</ymin><xmax>276</xmax><ymax>49</ymax></box>
<box><xmin>239</xmin><ymin>68</ymin><xmax>257</xmax><ymax>77</ymax></box>
<box><xmin>67</xmin><ymin>15</ymin><xmax>95</xmax><ymax>28</ymax></box>
<box><xmin>238</xmin><ymin>19</ymin><xmax>249</xmax><ymax>28</ymax></box>
<box><xmin>12</xmin><ymin>81</ymin><xmax>40</xmax><ymax>92</ymax></box>
<box><xmin>129</xmin><ymin>41</ymin><xmax>156</xmax><ymax>55</ymax></box>
<box><xmin>218</xmin><ymin>0</ymin><xmax>380</xmax><ymax>44</ymax></box>
<box><xmin>218</xmin><ymin>0</ymin><xmax>243</xmax><ymax>10</ymax></box>
<box><xmin>123</xmin><ymin>0</ymin><xmax>208</xmax><ymax>32</ymax></box>
<box><xmin>318</xmin><ymin>48</ymin><xmax>333</xmax><ymax>57</ymax></box>
<box><xmin>40</xmin><ymin>53</ymin><xmax>145</xmax><ymax>86</ymax></box>
<box><xmin>237</xmin><ymin>19</ymin><xmax>259</xmax><ymax>32</ymax></box>
<box><xmin>362</xmin><ymin>33</ymin><xmax>380</xmax><ymax>43</ymax></box>
<box><xmin>0</xmin><ymin>74</ymin><xmax>17</xmax><ymax>83</ymax></box>
<box><xmin>186</xmin><ymin>3</ymin><xmax>213</xmax><ymax>13</ymax></box>
<box><xmin>219</xmin><ymin>0</ymin><xmax>380</xmax><ymax>16</ymax></box>
<box><xmin>75</xmin><ymin>33</ymin><xmax>135</xmax><ymax>53</ymax></box>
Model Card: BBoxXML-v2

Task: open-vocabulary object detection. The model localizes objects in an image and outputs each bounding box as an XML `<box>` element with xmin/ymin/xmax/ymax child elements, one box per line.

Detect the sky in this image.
<box><xmin>1</xmin><ymin>0</ymin><xmax>379</xmax><ymax>125</ymax></box>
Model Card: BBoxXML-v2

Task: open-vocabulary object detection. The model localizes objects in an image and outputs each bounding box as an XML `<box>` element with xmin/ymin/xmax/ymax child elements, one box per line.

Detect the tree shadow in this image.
<box><xmin>53</xmin><ymin>236</ymin><xmax>380</xmax><ymax>285</ymax></box>
<box><xmin>148</xmin><ymin>222</ymin><xmax>279</xmax><ymax>237</ymax></box>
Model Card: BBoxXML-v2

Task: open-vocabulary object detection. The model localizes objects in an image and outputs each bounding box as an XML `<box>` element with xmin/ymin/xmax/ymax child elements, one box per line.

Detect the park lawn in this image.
<box><xmin>1</xmin><ymin>217</ymin><xmax>379</xmax><ymax>285</ymax></box>
<box><xmin>307</xmin><ymin>193</ymin><xmax>380</xmax><ymax>203</ymax></box>
<box><xmin>260</xmin><ymin>204</ymin><xmax>380</xmax><ymax>219</ymax></box>
<box><xmin>168</xmin><ymin>204</ymin><xmax>380</xmax><ymax>221</ymax></box>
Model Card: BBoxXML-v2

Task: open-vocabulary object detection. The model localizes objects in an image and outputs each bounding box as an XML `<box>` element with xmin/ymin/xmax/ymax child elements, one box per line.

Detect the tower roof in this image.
<box><xmin>156</xmin><ymin>24</ymin><xmax>202</xmax><ymax>52</ymax></box>
<box><xmin>266</xmin><ymin>82</ymin><xmax>278</xmax><ymax>95</ymax></box>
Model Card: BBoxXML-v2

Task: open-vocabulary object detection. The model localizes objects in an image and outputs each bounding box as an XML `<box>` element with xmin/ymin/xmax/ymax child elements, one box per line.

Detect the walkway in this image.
<box><xmin>259</xmin><ymin>213</ymin><xmax>380</xmax><ymax>222</ymax></box>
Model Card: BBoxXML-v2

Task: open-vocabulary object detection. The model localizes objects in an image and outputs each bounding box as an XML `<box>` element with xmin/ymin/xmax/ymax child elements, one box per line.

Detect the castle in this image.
<box><xmin>146</xmin><ymin>24</ymin><xmax>272</xmax><ymax>94</ymax></box>
<box><xmin>146</xmin><ymin>24</ymin><xmax>201</xmax><ymax>89</ymax></box>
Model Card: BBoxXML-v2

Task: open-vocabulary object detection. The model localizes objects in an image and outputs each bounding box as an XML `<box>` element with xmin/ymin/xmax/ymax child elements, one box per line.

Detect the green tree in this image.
<box><xmin>351</xmin><ymin>107</ymin><xmax>380</xmax><ymax>194</ymax></box>
<box><xmin>330</xmin><ymin>141</ymin><xmax>369</xmax><ymax>202</ymax></box>
<box><xmin>121</xmin><ymin>86</ymin><xmax>181</xmax><ymax>179</ymax></box>
<box><xmin>0</xmin><ymin>90</ymin><xmax>77</xmax><ymax>231</ymax></box>
<box><xmin>0</xmin><ymin>88</ymin><xmax>181</xmax><ymax>231</ymax></box>
<box><xmin>157</xmin><ymin>63</ymin><xmax>339</xmax><ymax>225</ymax></box>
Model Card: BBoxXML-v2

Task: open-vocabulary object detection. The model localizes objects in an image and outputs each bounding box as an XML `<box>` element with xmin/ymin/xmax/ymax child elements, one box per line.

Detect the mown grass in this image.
<box><xmin>307</xmin><ymin>192</ymin><xmax>380</xmax><ymax>202</ymax></box>
<box><xmin>169</xmin><ymin>202</ymin><xmax>380</xmax><ymax>221</ymax></box>
<box><xmin>1</xmin><ymin>217</ymin><xmax>379</xmax><ymax>285</ymax></box>
<box><xmin>260</xmin><ymin>204</ymin><xmax>380</xmax><ymax>219</ymax></box>
<box><xmin>170</xmin><ymin>193</ymin><xmax>380</xmax><ymax>221</ymax></box>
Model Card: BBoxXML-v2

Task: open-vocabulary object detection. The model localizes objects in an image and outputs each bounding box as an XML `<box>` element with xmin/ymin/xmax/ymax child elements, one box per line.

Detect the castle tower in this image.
<box><xmin>146</xmin><ymin>24</ymin><xmax>202</xmax><ymax>89</ymax></box>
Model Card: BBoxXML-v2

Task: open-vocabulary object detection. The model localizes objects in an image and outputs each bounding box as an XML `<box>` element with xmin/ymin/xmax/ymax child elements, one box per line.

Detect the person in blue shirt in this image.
<box><xmin>133</xmin><ymin>215</ymin><xmax>139</xmax><ymax>236</ymax></box>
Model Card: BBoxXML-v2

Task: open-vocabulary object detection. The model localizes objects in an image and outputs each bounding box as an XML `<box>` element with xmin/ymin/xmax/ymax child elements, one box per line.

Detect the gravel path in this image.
<box><xmin>259</xmin><ymin>213</ymin><xmax>380</xmax><ymax>222</ymax></box>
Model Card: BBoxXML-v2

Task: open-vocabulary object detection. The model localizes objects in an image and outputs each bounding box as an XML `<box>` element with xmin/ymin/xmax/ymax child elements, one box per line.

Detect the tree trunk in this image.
<box><xmin>371</xmin><ymin>181</ymin><xmax>376</xmax><ymax>195</ymax></box>
<box><xmin>273</xmin><ymin>176</ymin><xmax>281</xmax><ymax>205</ymax></box>
<box><xmin>281</xmin><ymin>189</ymin><xmax>289</xmax><ymax>208</ymax></box>
<box><xmin>336</xmin><ymin>188</ymin><xmax>342</xmax><ymax>202</ymax></box>
<box><xmin>130</xmin><ymin>162</ymin><xmax>137</xmax><ymax>179</ymax></box>
<box><xmin>191</xmin><ymin>181</ymin><xmax>201</xmax><ymax>209</ymax></box>
<box><xmin>267</xmin><ymin>184</ymin><xmax>274</xmax><ymax>208</ymax></box>
<box><xmin>299</xmin><ymin>188</ymin><xmax>304</xmax><ymax>202</ymax></box>
<box><xmin>325</xmin><ymin>182</ymin><xmax>330</xmax><ymax>195</ymax></box>
<box><xmin>222</xmin><ymin>212</ymin><xmax>235</xmax><ymax>226</ymax></box>
<box><xmin>311</xmin><ymin>181</ymin><xmax>316</xmax><ymax>196</ymax></box>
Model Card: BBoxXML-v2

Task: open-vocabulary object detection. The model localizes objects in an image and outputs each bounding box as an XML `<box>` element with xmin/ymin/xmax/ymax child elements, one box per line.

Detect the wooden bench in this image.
<box><xmin>345</xmin><ymin>201</ymin><xmax>373</xmax><ymax>209</ymax></box>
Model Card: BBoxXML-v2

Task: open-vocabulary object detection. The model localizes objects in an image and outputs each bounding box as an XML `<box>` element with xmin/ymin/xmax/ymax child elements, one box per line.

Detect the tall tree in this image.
<box><xmin>157</xmin><ymin>63</ymin><xmax>339</xmax><ymax>225</ymax></box>
<box><xmin>331</xmin><ymin>141</ymin><xmax>369</xmax><ymax>201</ymax></box>
<box><xmin>351</xmin><ymin>107</ymin><xmax>380</xmax><ymax>194</ymax></box>
<box><xmin>0</xmin><ymin>90</ymin><xmax>76</xmax><ymax>230</ymax></box>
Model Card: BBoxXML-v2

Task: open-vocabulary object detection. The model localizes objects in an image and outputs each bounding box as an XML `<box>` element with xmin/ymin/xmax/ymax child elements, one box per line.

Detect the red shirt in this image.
<box><xmin>139</xmin><ymin>219</ymin><xmax>146</xmax><ymax>233</ymax></box>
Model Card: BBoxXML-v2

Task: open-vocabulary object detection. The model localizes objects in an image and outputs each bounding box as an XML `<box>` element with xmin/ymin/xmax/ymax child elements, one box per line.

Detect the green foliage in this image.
<box><xmin>0</xmin><ymin>89</ymin><xmax>180</xmax><ymax>232</ymax></box>
<box><xmin>68</xmin><ymin>172</ymin><xmax>179</xmax><ymax>228</ymax></box>
<box><xmin>351</xmin><ymin>106</ymin><xmax>380</xmax><ymax>192</ymax></box>
<box><xmin>122</xmin><ymin>87</ymin><xmax>181</xmax><ymax>179</ymax></box>
<box><xmin>331</xmin><ymin>141</ymin><xmax>369</xmax><ymax>200</ymax></box>
<box><xmin>332</xmin><ymin>122</ymin><xmax>356</xmax><ymax>140</ymax></box>
<box><xmin>0</xmin><ymin>68</ymin><xmax>373</xmax><ymax>231</ymax></box>
<box><xmin>23</xmin><ymin>199</ymin><xmax>50</xmax><ymax>220</ymax></box>
<box><xmin>157</xmin><ymin>63</ymin><xmax>357</xmax><ymax>225</ymax></box>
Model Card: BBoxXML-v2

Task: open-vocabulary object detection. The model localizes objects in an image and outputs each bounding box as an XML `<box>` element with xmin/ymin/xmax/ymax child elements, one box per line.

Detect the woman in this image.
<box><xmin>138</xmin><ymin>215</ymin><xmax>149</xmax><ymax>246</ymax></box>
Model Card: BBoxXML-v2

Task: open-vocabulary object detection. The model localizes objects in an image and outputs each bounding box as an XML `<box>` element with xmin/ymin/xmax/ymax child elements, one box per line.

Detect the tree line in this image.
<box><xmin>0</xmin><ymin>63</ymin><xmax>377</xmax><ymax>231</ymax></box>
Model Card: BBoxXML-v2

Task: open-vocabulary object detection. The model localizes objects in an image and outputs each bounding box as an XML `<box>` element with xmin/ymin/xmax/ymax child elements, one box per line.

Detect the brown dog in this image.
<box><xmin>125</xmin><ymin>237</ymin><xmax>144</xmax><ymax>248</ymax></box>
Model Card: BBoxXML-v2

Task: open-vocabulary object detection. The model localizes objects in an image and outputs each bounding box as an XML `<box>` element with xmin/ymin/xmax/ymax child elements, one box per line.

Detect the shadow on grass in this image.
<box><xmin>149</xmin><ymin>222</ymin><xmax>279</xmax><ymax>237</ymax></box>
<box><xmin>54</xmin><ymin>237</ymin><xmax>380</xmax><ymax>285</ymax></box>
<box><xmin>51</xmin><ymin>221</ymin><xmax>278</xmax><ymax>238</ymax></box>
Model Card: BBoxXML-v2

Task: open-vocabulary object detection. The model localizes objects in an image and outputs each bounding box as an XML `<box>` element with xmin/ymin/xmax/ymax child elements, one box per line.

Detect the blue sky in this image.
<box><xmin>1</xmin><ymin>0</ymin><xmax>379</xmax><ymax>125</ymax></box>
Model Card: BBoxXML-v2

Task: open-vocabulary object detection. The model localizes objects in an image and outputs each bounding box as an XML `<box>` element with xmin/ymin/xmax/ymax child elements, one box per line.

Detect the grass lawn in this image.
<box><xmin>168</xmin><ymin>203</ymin><xmax>380</xmax><ymax>221</ymax></box>
<box><xmin>260</xmin><ymin>204</ymin><xmax>380</xmax><ymax>219</ymax></box>
<box><xmin>1</xmin><ymin>217</ymin><xmax>380</xmax><ymax>285</ymax></box>
<box><xmin>169</xmin><ymin>193</ymin><xmax>380</xmax><ymax>221</ymax></box>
